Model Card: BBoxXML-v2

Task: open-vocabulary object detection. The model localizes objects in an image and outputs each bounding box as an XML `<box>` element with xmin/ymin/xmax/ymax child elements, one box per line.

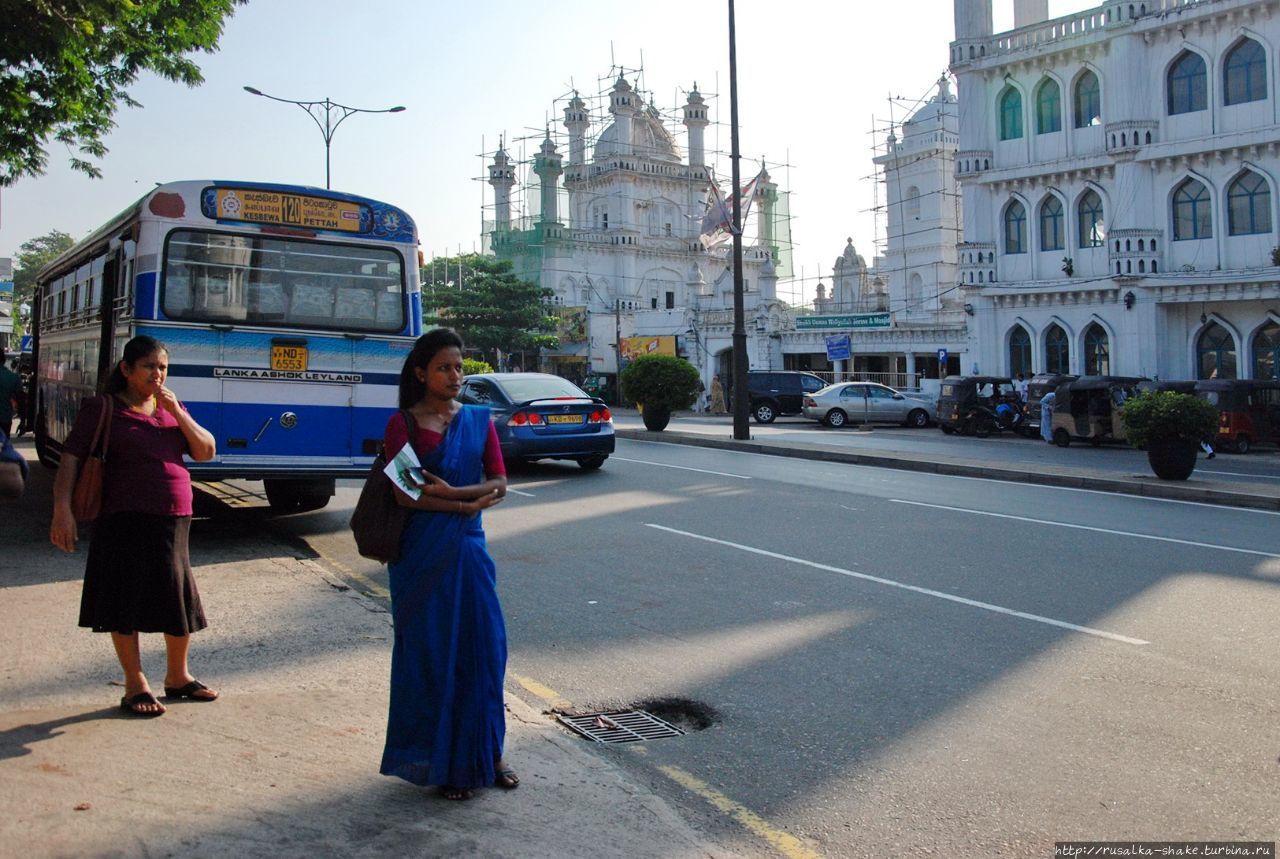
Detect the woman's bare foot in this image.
<box><xmin>441</xmin><ymin>785</ymin><xmax>474</xmax><ymax>801</ymax></box>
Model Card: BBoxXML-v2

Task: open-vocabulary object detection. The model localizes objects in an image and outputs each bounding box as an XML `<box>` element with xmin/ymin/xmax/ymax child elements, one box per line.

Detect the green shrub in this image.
<box><xmin>463</xmin><ymin>358</ymin><xmax>494</xmax><ymax>376</ymax></box>
<box><xmin>619</xmin><ymin>355</ymin><xmax>700</xmax><ymax>413</ymax></box>
<box><xmin>1121</xmin><ymin>391</ymin><xmax>1218</xmax><ymax>448</ymax></box>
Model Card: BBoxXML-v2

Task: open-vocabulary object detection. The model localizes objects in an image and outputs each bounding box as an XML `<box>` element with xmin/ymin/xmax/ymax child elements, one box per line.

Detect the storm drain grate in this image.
<box><xmin>557</xmin><ymin>710</ymin><xmax>686</xmax><ymax>744</ymax></box>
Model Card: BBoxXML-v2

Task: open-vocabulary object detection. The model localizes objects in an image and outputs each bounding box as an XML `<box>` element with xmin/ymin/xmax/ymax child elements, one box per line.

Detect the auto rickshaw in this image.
<box><xmin>1024</xmin><ymin>373</ymin><xmax>1076</xmax><ymax>437</ymax></box>
<box><xmin>1049</xmin><ymin>375</ymin><xmax>1146</xmax><ymax>447</ymax></box>
<box><xmin>1195</xmin><ymin>379</ymin><xmax>1280</xmax><ymax>453</ymax></box>
<box><xmin>935</xmin><ymin>375</ymin><xmax>1017</xmax><ymax>435</ymax></box>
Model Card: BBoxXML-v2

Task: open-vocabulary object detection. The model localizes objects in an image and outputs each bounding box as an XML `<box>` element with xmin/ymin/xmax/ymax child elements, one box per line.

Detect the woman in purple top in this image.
<box><xmin>50</xmin><ymin>335</ymin><xmax>218</xmax><ymax>717</ymax></box>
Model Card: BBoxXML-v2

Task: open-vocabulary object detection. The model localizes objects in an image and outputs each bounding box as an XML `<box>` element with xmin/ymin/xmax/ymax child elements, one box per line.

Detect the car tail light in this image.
<box><xmin>509</xmin><ymin>411</ymin><xmax>543</xmax><ymax>426</ymax></box>
<box><xmin>804</xmin><ymin>397</ymin><xmax>815</xmax><ymax>407</ymax></box>
<box><xmin>588</xmin><ymin>407</ymin><xmax>612</xmax><ymax>424</ymax></box>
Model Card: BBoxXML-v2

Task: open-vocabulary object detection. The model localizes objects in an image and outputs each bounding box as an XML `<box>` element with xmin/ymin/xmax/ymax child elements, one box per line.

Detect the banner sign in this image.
<box><xmin>825</xmin><ymin>334</ymin><xmax>851</xmax><ymax>362</ymax></box>
<box><xmin>0</xmin><ymin>281</ymin><xmax>12</xmax><ymax>294</ymax></box>
<box><xmin>796</xmin><ymin>312</ymin><xmax>891</xmax><ymax>331</ymax></box>
<box><xmin>620</xmin><ymin>335</ymin><xmax>677</xmax><ymax>362</ymax></box>
<box><xmin>205</xmin><ymin>188</ymin><xmax>369</xmax><ymax>233</ymax></box>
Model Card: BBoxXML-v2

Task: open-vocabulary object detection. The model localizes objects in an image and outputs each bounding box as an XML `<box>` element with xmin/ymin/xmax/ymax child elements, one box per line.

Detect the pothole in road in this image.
<box><xmin>555</xmin><ymin>696</ymin><xmax>718</xmax><ymax>744</ymax></box>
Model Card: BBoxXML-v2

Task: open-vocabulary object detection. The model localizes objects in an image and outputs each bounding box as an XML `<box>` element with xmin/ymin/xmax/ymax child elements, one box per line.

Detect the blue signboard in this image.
<box><xmin>20</xmin><ymin>335</ymin><xmax>32</xmax><ymax>352</ymax></box>
<box><xmin>0</xmin><ymin>281</ymin><xmax>13</xmax><ymax>294</ymax></box>
<box><xmin>937</xmin><ymin>348</ymin><xmax>948</xmax><ymax>363</ymax></box>
<box><xmin>826</xmin><ymin>334</ymin><xmax>851</xmax><ymax>362</ymax></box>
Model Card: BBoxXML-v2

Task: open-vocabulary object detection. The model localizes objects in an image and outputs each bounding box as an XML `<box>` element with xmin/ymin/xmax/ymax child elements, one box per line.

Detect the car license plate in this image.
<box><xmin>546</xmin><ymin>414</ymin><xmax>583</xmax><ymax>425</ymax></box>
<box><xmin>271</xmin><ymin>344</ymin><xmax>308</xmax><ymax>372</ymax></box>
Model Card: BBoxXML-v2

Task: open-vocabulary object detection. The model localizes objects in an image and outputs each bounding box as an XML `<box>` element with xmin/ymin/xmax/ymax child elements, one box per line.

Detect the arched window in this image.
<box><xmin>1000</xmin><ymin>87</ymin><xmax>1023</xmax><ymax>140</ymax></box>
<box><xmin>1197</xmin><ymin>321</ymin><xmax>1238</xmax><ymax>379</ymax></box>
<box><xmin>1224</xmin><ymin>38</ymin><xmax>1267</xmax><ymax>106</ymax></box>
<box><xmin>1045</xmin><ymin>324</ymin><xmax>1070</xmax><ymax>373</ymax></box>
<box><xmin>1074</xmin><ymin>70</ymin><xmax>1102</xmax><ymax>127</ymax></box>
<box><xmin>1009</xmin><ymin>327</ymin><xmax>1032</xmax><ymax>377</ymax></box>
<box><xmin>1173</xmin><ymin>178</ymin><xmax>1212</xmax><ymax>240</ymax></box>
<box><xmin>1004</xmin><ymin>201</ymin><xmax>1027</xmax><ymax>254</ymax></box>
<box><xmin>907</xmin><ymin>272</ymin><xmax>925</xmax><ymax>308</ymax></box>
<box><xmin>1036</xmin><ymin>79</ymin><xmax>1062</xmax><ymax>134</ymax></box>
<box><xmin>1227</xmin><ymin>171</ymin><xmax>1272</xmax><ymax>236</ymax></box>
<box><xmin>1078</xmin><ymin>190</ymin><xmax>1106</xmax><ymax>248</ymax></box>
<box><xmin>1084</xmin><ymin>323</ymin><xmax>1111</xmax><ymax>375</ymax></box>
<box><xmin>1168</xmin><ymin>51</ymin><xmax>1207</xmax><ymax>115</ymax></box>
<box><xmin>905</xmin><ymin>186</ymin><xmax>921</xmax><ymax>219</ymax></box>
<box><xmin>1254</xmin><ymin>321</ymin><xmax>1280</xmax><ymax>379</ymax></box>
<box><xmin>1040</xmin><ymin>196</ymin><xmax>1064</xmax><ymax>251</ymax></box>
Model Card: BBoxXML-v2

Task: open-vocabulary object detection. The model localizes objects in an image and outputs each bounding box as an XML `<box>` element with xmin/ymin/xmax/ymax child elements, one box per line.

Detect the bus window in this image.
<box><xmin>162</xmin><ymin>230</ymin><xmax>404</xmax><ymax>332</ymax></box>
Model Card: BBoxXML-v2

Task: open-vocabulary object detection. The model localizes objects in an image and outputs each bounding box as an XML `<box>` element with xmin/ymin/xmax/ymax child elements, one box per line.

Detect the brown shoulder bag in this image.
<box><xmin>349</xmin><ymin>410</ymin><xmax>415</xmax><ymax>564</ymax></box>
<box><xmin>71</xmin><ymin>394</ymin><xmax>113</xmax><ymax>522</ymax></box>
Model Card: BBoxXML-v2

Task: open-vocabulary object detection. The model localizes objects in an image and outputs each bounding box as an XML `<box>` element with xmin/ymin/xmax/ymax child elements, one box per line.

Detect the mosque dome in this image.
<box><xmin>594</xmin><ymin>105</ymin><xmax>683</xmax><ymax>163</ymax></box>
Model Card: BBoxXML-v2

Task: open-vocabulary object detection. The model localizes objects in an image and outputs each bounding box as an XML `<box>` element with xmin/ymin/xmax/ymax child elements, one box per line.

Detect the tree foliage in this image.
<box><xmin>620</xmin><ymin>355</ymin><xmax>700</xmax><ymax>413</ymax></box>
<box><xmin>421</xmin><ymin>254</ymin><xmax>558</xmax><ymax>364</ymax></box>
<box><xmin>9</xmin><ymin>230</ymin><xmax>76</xmax><ymax>335</ymax></box>
<box><xmin>0</xmin><ymin>0</ymin><xmax>245</xmax><ymax>185</ymax></box>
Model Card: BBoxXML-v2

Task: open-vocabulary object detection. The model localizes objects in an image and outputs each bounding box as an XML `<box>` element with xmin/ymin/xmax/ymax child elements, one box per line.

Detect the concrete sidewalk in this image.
<box><xmin>611</xmin><ymin>410</ymin><xmax>1280</xmax><ymax>511</ymax></box>
<box><xmin>0</xmin><ymin>437</ymin><xmax>731</xmax><ymax>859</ymax></box>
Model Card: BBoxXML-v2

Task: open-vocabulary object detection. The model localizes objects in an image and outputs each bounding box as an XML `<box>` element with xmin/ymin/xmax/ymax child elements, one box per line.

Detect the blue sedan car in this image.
<box><xmin>457</xmin><ymin>373</ymin><xmax>615</xmax><ymax>469</ymax></box>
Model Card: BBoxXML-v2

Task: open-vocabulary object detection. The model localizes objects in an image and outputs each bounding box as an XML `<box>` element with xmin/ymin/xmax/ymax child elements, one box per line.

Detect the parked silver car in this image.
<box><xmin>802</xmin><ymin>383</ymin><xmax>934</xmax><ymax>428</ymax></box>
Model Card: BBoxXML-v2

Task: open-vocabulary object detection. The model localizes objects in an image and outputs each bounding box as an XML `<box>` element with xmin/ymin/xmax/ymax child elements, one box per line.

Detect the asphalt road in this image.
<box><xmin>239</xmin><ymin>440</ymin><xmax>1280</xmax><ymax>857</ymax></box>
<box><xmin>654</xmin><ymin>414</ymin><xmax>1280</xmax><ymax>486</ymax></box>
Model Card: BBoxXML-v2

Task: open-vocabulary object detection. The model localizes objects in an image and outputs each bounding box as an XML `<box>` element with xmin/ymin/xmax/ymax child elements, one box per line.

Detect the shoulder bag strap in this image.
<box><xmin>98</xmin><ymin>394</ymin><xmax>113</xmax><ymax>459</ymax></box>
<box><xmin>85</xmin><ymin>394</ymin><xmax>111</xmax><ymax>459</ymax></box>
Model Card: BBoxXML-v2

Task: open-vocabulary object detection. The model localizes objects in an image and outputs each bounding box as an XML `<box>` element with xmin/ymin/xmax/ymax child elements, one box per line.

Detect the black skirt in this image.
<box><xmin>79</xmin><ymin>512</ymin><xmax>208</xmax><ymax>636</ymax></box>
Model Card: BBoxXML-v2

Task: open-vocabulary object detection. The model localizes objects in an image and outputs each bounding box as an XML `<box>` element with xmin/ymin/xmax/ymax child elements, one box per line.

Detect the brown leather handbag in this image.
<box><xmin>71</xmin><ymin>395</ymin><xmax>113</xmax><ymax>522</ymax></box>
<box><xmin>349</xmin><ymin>410</ymin><xmax>414</xmax><ymax>563</ymax></box>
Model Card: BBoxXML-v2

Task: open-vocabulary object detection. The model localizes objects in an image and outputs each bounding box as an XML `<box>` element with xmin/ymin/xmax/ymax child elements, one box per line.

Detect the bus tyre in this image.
<box><xmin>1233</xmin><ymin>434</ymin><xmax>1250</xmax><ymax>455</ymax></box>
<box><xmin>264</xmin><ymin>478</ymin><xmax>334</xmax><ymax>514</ymax></box>
<box><xmin>34</xmin><ymin>411</ymin><xmax>57</xmax><ymax>469</ymax></box>
<box><xmin>1053</xmin><ymin>428</ymin><xmax>1071</xmax><ymax>447</ymax></box>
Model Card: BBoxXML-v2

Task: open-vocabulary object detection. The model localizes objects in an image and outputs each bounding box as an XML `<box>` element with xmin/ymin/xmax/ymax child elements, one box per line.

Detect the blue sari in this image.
<box><xmin>380</xmin><ymin>405</ymin><xmax>507</xmax><ymax>789</ymax></box>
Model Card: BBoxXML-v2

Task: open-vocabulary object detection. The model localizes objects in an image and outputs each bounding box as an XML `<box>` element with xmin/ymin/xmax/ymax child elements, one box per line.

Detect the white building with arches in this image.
<box><xmin>951</xmin><ymin>0</ymin><xmax>1280</xmax><ymax>382</ymax></box>
<box><xmin>489</xmin><ymin>73</ymin><xmax>784</xmax><ymax>389</ymax></box>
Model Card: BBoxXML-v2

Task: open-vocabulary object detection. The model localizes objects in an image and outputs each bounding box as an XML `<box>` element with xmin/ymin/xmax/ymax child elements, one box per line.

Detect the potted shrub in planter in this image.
<box><xmin>619</xmin><ymin>355</ymin><xmax>700</xmax><ymax>432</ymax></box>
<box><xmin>1120</xmin><ymin>390</ymin><xmax>1219</xmax><ymax>480</ymax></box>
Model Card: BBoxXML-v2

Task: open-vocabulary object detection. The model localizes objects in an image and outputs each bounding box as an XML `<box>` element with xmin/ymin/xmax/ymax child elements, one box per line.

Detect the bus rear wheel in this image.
<box><xmin>264</xmin><ymin>478</ymin><xmax>334</xmax><ymax>514</ymax></box>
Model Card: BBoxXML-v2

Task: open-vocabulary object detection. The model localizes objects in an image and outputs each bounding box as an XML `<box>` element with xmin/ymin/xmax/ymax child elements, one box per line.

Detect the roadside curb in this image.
<box><xmin>615</xmin><ymin>427</ymin><xmax>1280</xmax><ymax>512</ymax></box>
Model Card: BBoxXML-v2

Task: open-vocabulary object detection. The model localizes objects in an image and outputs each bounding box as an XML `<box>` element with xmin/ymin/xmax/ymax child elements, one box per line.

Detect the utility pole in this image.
<box><xmin>728</xmin><ymin>0</ymin><xmax>750</xmax><ymax>440</ymax></box>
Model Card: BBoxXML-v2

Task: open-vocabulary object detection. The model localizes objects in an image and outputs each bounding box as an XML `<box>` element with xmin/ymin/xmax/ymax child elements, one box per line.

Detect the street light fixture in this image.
<box><xmin>243</xmin><ymin>86</ymin><xmax>406</xmax><ymax>190</ymax></box>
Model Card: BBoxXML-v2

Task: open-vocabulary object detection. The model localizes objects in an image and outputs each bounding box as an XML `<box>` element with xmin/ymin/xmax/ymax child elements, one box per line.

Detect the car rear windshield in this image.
<box><xmin>501</xmin><ymin>376</ymin><xmax>590</xmax><ymax>402</ymax></box>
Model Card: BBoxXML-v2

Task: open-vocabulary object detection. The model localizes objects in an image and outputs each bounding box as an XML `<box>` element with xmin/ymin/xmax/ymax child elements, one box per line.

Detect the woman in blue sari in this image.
<box><xmin>379</xmin><ymin>328</ymin><xmax>515</xmax><ymax>801</ymax></box>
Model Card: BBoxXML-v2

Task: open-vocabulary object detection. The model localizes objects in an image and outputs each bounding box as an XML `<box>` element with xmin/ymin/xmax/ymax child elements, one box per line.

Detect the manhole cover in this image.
<box><xmin>558</xmin><ymin>710</ymin><xmax>685</xmax><ymax>744</ymax></box>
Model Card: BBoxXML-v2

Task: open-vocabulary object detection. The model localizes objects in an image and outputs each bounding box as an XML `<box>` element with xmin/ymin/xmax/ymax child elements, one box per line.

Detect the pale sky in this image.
<box><xmin>0</xmin><ymin>0</ymin><xmax>1073</xmax><ymax>306</ymax></box>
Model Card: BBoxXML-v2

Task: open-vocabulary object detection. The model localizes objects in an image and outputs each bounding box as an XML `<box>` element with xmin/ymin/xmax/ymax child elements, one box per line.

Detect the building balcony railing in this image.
<box><xmin>1105</xmin><ymin>120</ymin><xmax>1159</xmax><ymax>154</ymax></box>
<box><xmin>1107</xmin><ymin>228</ymin><xmax>1163</xmax><ymax>277</ymax></box>
<box><xmin>956</xmin><ymin>150</ymin><xmax>993</xmax><ymax>178</ymax></box>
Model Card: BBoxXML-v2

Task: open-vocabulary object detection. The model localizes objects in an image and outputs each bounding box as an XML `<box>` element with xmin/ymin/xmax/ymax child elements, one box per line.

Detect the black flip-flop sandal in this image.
<box><xmin>163</xmin><ymin>680</ymin><xmax>219</xmax><ymax>701</ymax></box>
<box><xmin>495</xmin><ymin>768</ymin><xmax>520</xmax><ymax>790</ymax></box>
<box><xmin>120</xmin><ymin>692</ymin><xmax>165</xmax><ymax>718</ymax></box>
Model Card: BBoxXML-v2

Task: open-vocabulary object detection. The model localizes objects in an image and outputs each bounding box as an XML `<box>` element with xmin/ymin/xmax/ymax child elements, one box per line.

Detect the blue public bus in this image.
<box><xmin>32</xmin><ymin>180</ymin><xmax>422</xmax><ymax>511</ymax></box>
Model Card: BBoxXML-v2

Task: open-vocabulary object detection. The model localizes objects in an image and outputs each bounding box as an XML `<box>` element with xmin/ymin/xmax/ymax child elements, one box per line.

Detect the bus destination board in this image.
<box><xmin>209</xmin><ymin>188</ymin><xmax>367</xmax><ymax>233</ymax></box>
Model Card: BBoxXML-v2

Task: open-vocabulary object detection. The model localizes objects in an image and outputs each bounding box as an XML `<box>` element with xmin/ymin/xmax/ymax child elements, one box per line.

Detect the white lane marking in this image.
<box><xmin>611</xmin><ymin>456</ymin><xmax>751</xmax><ymax>479</ymax></box>
<box><xmin>507</xmin><ymin>488</ymin><xmax>536</xmax><ymax>497</ymax></box>
<box><xmin>645</xmin><ymin>524</ymin><xmax>1149</xmax><ymax>646</ymax></box>
<box><xmin>621</xmin><ymin>439</ymin><xmax>1280</xmax><ymax>515</ymax></box>
<box><xmin>891</xmin><ymin>499</ymin><xmax>1280</xmax><ymax>558</ymax></box>
<box><xmin>1196</xmin><ymin>468</ymin><xmax>1276</xmax><ymax>478</ymax></box>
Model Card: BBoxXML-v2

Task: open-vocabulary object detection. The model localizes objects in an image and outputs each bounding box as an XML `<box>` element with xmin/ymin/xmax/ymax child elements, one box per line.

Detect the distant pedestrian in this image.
<box><xmin>379</xmin><ymin>327</ymin><xmax>516</xmax><ymax>801</ymax></box>
<box><xmin>695</xmin><ymin>376</ymin><xmax>707</xmax><ymax>413</ymax></box>
<box><xmin>1200</xmin><ymin>439</ymin><xmax>1216</xmax><ymax>459</ymax></box>
<box><xmin>1040</xmin><ymin>389</ymin><xmax>1057</xmax><ymax>443</ymax></box>
<box><xmin>49</xmin><ymin>335</ymin><xmax>219</xmax><ymax>717</ymax></box>
<box><xmin>709</xmin><ymin>374</ymin><xmax>727</xmax><ymax>414</ymax></box>
<box><xmin>1016</xmin><ymin>373</ymin><xmax>1029</xmax><ymax>403</ymax></box>
<box><xmin>0</xmin><ymin>347</ymin><xmax>22</xmax><ymax>437</ymax></box>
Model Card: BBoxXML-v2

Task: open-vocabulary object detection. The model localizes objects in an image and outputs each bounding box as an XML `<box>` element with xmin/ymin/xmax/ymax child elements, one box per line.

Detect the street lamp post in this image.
<box><xmin>243</xmin><ymin>87</ymin><xmax>405</xmax><ymax>189</ymax></box>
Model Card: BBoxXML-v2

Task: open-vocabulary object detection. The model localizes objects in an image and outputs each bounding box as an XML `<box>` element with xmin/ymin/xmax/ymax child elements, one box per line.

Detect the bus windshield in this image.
<box><xmin>162</xmin><ymin>229</ymin><xmax>404</xmax><ymax>332</ymax></box>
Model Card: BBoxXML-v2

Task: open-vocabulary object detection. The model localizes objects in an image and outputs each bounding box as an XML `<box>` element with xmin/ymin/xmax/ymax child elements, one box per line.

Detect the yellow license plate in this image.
<box><xmin>271</xmin><ymin>344</ymin><xmax>308</xmax><ymax>372</ymax></box>
<box><xmin>546</xmin><ymin>414</ymin><xmax>583</xmax><ymax>425</ymax></box>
